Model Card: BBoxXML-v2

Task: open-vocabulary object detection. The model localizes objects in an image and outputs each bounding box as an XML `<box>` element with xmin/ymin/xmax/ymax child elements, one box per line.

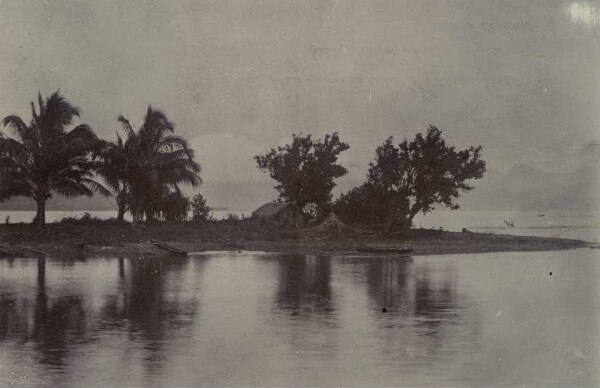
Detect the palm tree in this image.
<box><xmin>97</xmin><ymin>106</ymin><xmax>201</xmax><ymax>223</ymax></box>
<box><xmin>0</xmin><ymin>91</ymin><xmax>108</xmax><ymax>228</ymax></box>
<box><xmin>95</xmin><ymin>134</ymin><xmax>132</xmax><ymax>221</ymax></box>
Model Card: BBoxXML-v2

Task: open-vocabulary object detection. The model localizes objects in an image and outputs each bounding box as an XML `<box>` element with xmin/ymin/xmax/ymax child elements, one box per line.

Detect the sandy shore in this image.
<box><xmin>0</xmin><ymin>223</ymin><xmax>590</xmax><ymax>258</ymax></box>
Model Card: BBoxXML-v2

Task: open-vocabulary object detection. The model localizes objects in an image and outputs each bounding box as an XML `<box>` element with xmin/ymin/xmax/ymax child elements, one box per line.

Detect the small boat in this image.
<box><xmin>151</xmin><ymin>241</ymin><xmax>188</xmax><ymax>256</ymax></box>
<box><xmin>356</xmin><ymin>245</ymin><xmax>413</xmax><ymax>254</ymax></box>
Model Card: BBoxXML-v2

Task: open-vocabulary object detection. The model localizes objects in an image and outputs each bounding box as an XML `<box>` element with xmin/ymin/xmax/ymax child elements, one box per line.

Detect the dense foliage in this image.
<box><xmin>354</xmin><ymin>126</ymin><xmax>485</xmax><ymax>232</ymax></box>
<box><xmin>144</xmin><ymin>190</ymin><xmax>190</xmax><ymax>221</ymax></box>
<box><xmin>341</xmin><ymin>126</ymin><xmax>486</xmax><ymax>232</ymax></box>
<box><xmin>255</xmin><ymin>132</ymin><xmax>349</xmax><ymax>218</ymax></box>
<box><xmin>0</xmin><ymin>92</ymin><xmax>108</xmax><ymax>227</ymax></box>
<box><xmin>0</xmin><ymin>91</ymin><xmax>485</xmax><ymax>232</ymax></box>
<box><xmin>97</xmin><ymin>107</ymin><xmax>201</xmax><ymax>222</ymax></box>
<box><xmin>191</xmin><ymin>192</ymin><xmax>211</xmax><ymax>221</ymax></box>
<box><xmin>333</xmin><ymin>184</ymin><xmax>389</xmax><ymax>226</ymax></box>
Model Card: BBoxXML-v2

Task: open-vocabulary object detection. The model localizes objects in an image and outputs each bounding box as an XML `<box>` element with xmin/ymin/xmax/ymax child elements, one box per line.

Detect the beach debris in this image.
<box><xmin>151</xmin><ymin>240</ymin><xmax>188</xmax><ymax>256</ymax></box>
<box><xmin>504</xmin><ymin>220</ymin><xmax>515</xmax><ymax>227</ymax></box>
<box><xmin>23</xmin><ymin>246</ymin><xmax>49</xmax><ymax>256</ymax></box>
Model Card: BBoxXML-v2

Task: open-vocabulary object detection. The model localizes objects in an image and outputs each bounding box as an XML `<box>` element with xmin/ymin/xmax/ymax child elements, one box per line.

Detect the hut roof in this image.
<box><xmin>252</xmin><ymin>202</ymin><xmax>293</xmax><ymax>218</ymax></box>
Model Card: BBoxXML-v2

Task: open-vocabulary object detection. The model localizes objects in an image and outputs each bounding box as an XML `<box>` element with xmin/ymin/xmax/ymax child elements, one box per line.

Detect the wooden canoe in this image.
<box><xmin>151</xmin><ymin>241</ymin><xmax>188</xmax><ymax>256</ymax></box>
<box><xmin>356</xmin><ymin>245</ymin><xmax>413</xmax><ymax>254</ymax></box>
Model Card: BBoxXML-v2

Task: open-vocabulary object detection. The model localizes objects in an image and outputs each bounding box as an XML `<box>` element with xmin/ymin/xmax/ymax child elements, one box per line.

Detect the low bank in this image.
<box><xmin>0</xmin><ymin>219</ymin><xmax>590</xmax><ymax>258</ymax></box>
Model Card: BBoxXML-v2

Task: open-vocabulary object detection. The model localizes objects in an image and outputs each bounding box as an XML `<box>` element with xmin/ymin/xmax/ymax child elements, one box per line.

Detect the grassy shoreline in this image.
<box><xmin>0</xmin><ymin>218</ymin><xmax>590</xmax><ymax>258</ymax></box>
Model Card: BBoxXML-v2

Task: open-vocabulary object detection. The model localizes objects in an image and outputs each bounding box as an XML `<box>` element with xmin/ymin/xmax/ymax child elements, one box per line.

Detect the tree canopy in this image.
<box><xmin>191</xmin><ymin>192</ymin><xmax>211</xmax><ymax>221</ymax></box>
<box><xmin>97</xmin><ymin>106</ymin><xmax>201</xmax><ymax>222</ymax></box>
<box><xmin>337</xmin><ymin>126</ymin><xmax>486</xmax><ymax>233</ymax></box>
<box><xmin>255</xmin><ymin>132</ymin><xmax>349</xmax><ymax>218</ymax></box>
<box><xmin>0</xmin><ymin>91</ymin><xmax>107</xmax><ymax>227</ymax></box>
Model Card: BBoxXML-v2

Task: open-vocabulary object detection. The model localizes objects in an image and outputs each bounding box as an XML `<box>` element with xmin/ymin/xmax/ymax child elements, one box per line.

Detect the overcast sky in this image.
<box><xmin>1</xmin><ymin>0</ymin><xmax>599</xmax><ymax>186</ymax></box>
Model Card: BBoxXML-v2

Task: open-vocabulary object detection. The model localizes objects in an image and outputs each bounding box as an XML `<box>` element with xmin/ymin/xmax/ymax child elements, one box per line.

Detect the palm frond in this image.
<box><xmin>2</xmin><ymin>115</ymin><xmax>31</xmax><ymax>141</ymax></box>
<box><xmin>81</xmin><ymin>178</ymin><xmax>112</xmax><ymax>197</ymax></box>
<box><xmin>117</xmin><ymin>115</ymin><xmax>135</xmax><ymax>139</ymax></box>
<box><xmin>0</xmin><ymin>174</ymin><xmax>34</xmax><ymax>201</ymax></box>
<box><xmin>42</xmin><ymin>90</ymin><xmax>81</xmax><ymax>131</ymax></box>
<box><xmin>0</xmin><ymin>136</ymin><xmax>28</xmax><ymax>159</ymax></box>
<box><xmin>53</xmin><ymin>180</ymin><xmax>94</xmax><ymax>198</ymax></box>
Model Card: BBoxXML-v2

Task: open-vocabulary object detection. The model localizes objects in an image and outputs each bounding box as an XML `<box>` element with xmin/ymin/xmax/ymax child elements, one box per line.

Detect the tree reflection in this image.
<box><xmin>0</xmin><ymin>296</ymin><xmax>19</xmax><ymax>340</ymax></box>
<box><xmin>98</xmin><ymin>256</ymin><xmax>201</xmax><ymax>377</ymax></box>
<box><xmin>274</xmin><ymin>255</ymin><xmax>335</xmax><ymax>317</ymax></box>
<box><xmin>0</xmin><ymin>255</ymin><xmax>202</xmax><ymax>379</ymax></box>
<box><xmin>365</xmin><ymin>258</ymin><xmax>412</xmax><ymax>313</ymax></box>
<box><xmin>361</xmin><ymin>257</ymin><xmax>481</xmax><ymax>362</ymax></box>
<box><xmin>414</xmin><ymin>268</ymin><xmax>459</xmax><ymax>328</ymax></box>
<box><xmin>30</xmin><ymin>257</ymin><xmax>88</xmax><ymax>367</ymax></box>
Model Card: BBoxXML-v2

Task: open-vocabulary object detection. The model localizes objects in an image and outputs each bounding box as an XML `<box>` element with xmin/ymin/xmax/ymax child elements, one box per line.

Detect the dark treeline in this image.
<box><xmin>0</xmin><ymin>91</ymin><xmax>202</xmax><ymax>228</ymax></box>
<box><xmin>255</xmin><ymin>127</ymin><xmax>486</xmax><ymax>233</ymax></box>
<box><xmin>0</xmin><ymin>91</ymin><xmax>486</xmax><ymax>233</ymax></box>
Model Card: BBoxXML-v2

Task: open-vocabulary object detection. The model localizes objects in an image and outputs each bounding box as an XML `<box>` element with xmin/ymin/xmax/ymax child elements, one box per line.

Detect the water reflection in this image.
<box><xmin>365</xmin><ymin>258</ymin><xmax>412</xmax><ymax>313</ymax></box>
<box><xmin>0</xmin><ymin>255</ymin><xmax>202</xmax><ymax>385</ymax></box>
<box><xmin>98</xmin><ymin>256</ymin><xmax>199</xmax><ymax>378</ymax></box>
<box><xmin>413</xmin><ymin>267</ymin><xmax>460</xmax><ymax>328</ymax></box>
<box><xmin>274</xmin><ymin>255</ymin><xmax>335</xmax><ymax>317</ymax></box>
<box><xmin>0</xmin><ymin>251</ymin><xmax>597</xmax><ymax>386</ymax></box>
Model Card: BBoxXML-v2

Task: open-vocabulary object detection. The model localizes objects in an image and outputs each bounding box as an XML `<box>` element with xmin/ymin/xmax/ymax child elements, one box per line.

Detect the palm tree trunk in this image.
<box><xmin>34</xmin><ymin>199</ymin><xmax>46</xmax><ymax>228</ymax></box>
<box><xmin>132</xmin><ymin>207</ymin><xmax>142</xmax><ymax>224</ymax></box>
<box><xmin>116</xmin><ymin>190</ymin><xmax>128</xmax><ymax>222</ymax></box>
<box><xmin>117</xmin><ymin>205</ymin><xmax>126</xmax><ymax>222</ymax></box>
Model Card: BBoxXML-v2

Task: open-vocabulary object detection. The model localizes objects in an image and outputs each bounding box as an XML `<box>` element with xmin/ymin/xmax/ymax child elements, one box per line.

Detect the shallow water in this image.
<box><xmin>415</xmin><ymin>210</ymin><xmax>600</xmax><ymax>244</ymax></box>
<box><xmin>0</xmin><ymin>249</ymin><xmax>598</xmax><ymax>386</ymax></box>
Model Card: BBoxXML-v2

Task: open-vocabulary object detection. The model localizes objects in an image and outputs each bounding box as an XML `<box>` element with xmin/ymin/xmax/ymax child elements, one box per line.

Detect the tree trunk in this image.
<box><xmin>129</xmin><ymin>198</ymin><xmax>142</xmax><ymax>224</ymax></box>
<box><xmin>116</xmin><ymin>189</ymin><xmax>128</xmax><ymax>222</ymax></box>
<box><xmin>406</xmin><ymin>204</ymin><xmax>422</xmax><ymax>230</ymax></box>
<box><xmin>407</xmin><ymin>213</ymin><xmax>417</xmax><ymax>229</ymax></box>
<box><xmin>132</xmin><ymin>212</ymin><xmax>142</xmax><ymax>224</ymax></box>
<box><xmin>131</xmin><ymin>207</ymin><xmax>142</xmax><ymax>224</ymax></box>
<box><xmin>34</xmin><ymin>199</ymin><xmax>46</xmax><ymax>228</ymax></box>
<box><xmin>383</xmin><ymin>210</ymin><xmax>395</xmax><ymax>235</ymax></box>
<box><xmin>117</xmin><ymin>205</ymin><xmax>126</xmax><ymax>222</ymax></box>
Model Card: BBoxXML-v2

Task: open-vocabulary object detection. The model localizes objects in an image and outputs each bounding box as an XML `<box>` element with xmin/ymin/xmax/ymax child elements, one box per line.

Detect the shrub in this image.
<box><xmin>191</xmin><ymin>193</ymin><xmax>211</xmax><ymax>221</ymax></box>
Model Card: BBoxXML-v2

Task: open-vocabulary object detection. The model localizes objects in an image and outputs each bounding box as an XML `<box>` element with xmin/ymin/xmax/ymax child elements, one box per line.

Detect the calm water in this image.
<box><xmin>0</xmin><ymin>250</ymin><xmax>598</xmax><ymax>386</ymax></box>
<box><xmin>415</xmin><ymin>210</ymin><xmax>600</xmax><ymax>244</ymax></box>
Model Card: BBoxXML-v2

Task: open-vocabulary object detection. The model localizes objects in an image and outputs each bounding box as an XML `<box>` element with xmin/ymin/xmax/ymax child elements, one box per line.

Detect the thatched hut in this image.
<box><xmin>251</xmin><ymin>202</ymin><xmax>305</xmax><ymax>228</ymax></box>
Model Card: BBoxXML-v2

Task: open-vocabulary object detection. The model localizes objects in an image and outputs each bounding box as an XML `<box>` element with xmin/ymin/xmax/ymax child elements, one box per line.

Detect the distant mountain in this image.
<box><xmin>0</xmin><ymin>181</ymin><xmax>281</xmax><ymax>213</ymax></box>
<box><xmin>459</xmin><ymin>164</ymin><xmax>600</xmax><ymax>211</ymax></box>
<box><xmin>1</xmin><ymin>164</ymin><xmax>597</xmax><ymax>212</ymax></box>
<box><xmin>0</xmin><ymin>195</ymin><xmax>115</xmax><ymax>211</ymax></box>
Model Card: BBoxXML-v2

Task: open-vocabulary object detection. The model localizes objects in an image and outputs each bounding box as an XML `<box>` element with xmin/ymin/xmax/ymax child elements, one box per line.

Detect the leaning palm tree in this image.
<box><xmin>95</xmin><ymin>135</ymin><xmax>132</xmax><ymax>221</ymax></box>
<box><xmin>0</xmin><ymin>91</ymin><xmax>108</xmax><ymax>228</ymax></box>
<box><xmin>97</xmin><ymin>106</ymin><xmax>201</xmax><ymax>223</ymax></box>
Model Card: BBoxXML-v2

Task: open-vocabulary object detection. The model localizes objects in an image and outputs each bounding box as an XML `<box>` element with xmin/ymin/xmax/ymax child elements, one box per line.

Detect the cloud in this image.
<box><xmin>567</xmin><ymin>1</ymin><xmax>600</xmax><ymax>26</ymax></box>
<box><xmin>190</xmin><ymin>131</ymin><xmax>267</xmax><ymax>183</ymax></box>
<box><xmin>0</xmin><ymin>0</ymin><xmax>598</xmax><ymax>182</ymax></box>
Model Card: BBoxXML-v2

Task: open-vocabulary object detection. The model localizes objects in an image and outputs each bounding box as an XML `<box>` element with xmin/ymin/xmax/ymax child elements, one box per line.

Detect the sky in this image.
<box><xmin>0</xmin><ymin>0</ymin><xmax>599</xmax><ymax>190</ymax></box>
